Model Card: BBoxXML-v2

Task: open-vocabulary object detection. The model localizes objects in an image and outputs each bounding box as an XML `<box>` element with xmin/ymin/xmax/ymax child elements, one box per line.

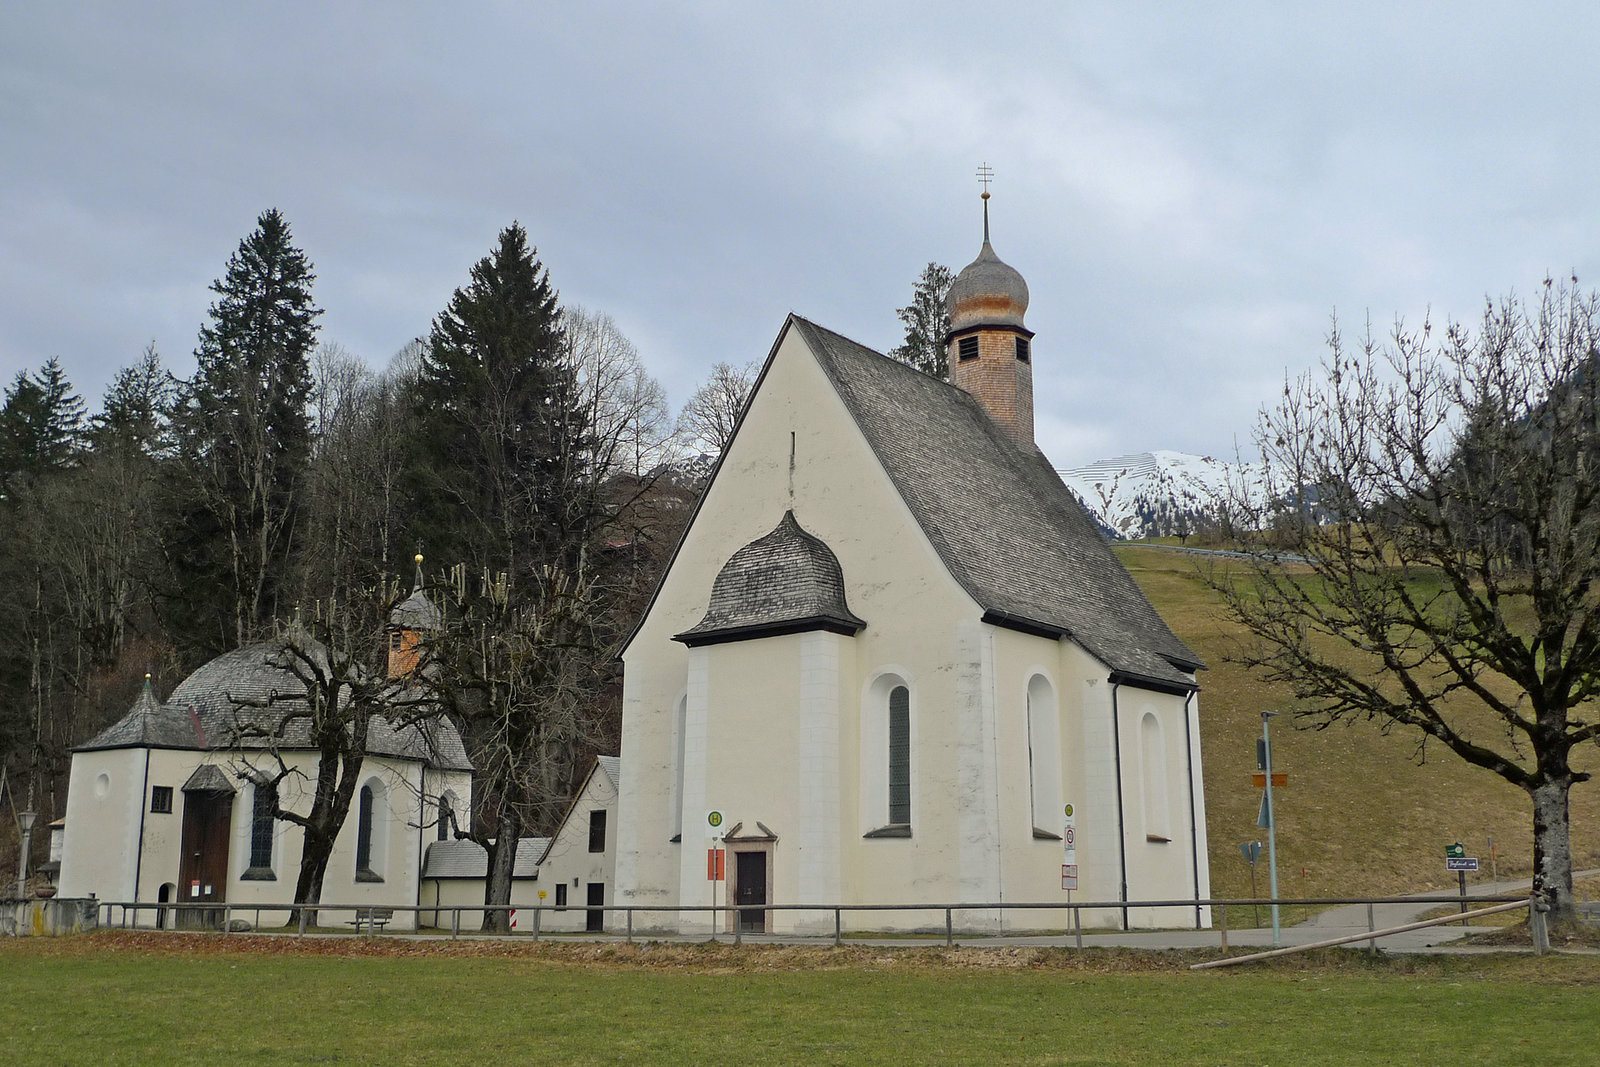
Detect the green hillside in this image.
<box><xmin>1117</xmin><ymin>543</ymin><xmax>1600</xmax><ymax>905</ymax></box>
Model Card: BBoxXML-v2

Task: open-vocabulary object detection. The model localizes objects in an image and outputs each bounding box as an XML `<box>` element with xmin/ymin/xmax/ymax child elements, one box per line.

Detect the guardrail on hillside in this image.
<box><xmin>88</xmin><ymin>893</ymin><xmax>1540</xmax><ymax>952</ymax></box>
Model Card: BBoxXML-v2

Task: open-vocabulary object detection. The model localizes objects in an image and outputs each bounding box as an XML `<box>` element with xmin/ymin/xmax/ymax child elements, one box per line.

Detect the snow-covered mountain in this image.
<box><xmin>1057</xmin><ymin>450</ymin><xmax>1263</xmax><ymax>540</ymax></box>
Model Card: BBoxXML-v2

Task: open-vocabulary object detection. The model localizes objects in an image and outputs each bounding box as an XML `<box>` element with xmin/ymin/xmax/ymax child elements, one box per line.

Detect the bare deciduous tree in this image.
<box><xmin>676</xmin><ymin>360</ymin><xmax>756</xmax><ymax>457</ymax></box>
<box><xmin>1210</xmin><ymin>278</ymin><xmax>1600</xmax><ymax>920</ymax></box>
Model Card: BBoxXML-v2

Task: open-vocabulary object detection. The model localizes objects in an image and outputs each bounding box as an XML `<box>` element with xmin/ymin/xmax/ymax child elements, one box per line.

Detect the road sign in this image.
<box><xmin>707</xmin><ymin>848</ymin><xmax>725</xmax><ymax>880</ymax></box>
<box><xmin>1062</xmin><ymin>864</ymin><xmax>1078</xmax><ymax>891</ymax></box>
<box><xmin>1446</xmin><ymin>856</ymin><xmax>1479</xmax><ymax>872</ymax></box>
<box><xmin>705</xmin><ymin>810</ymin><xmax>724</xmax><ymax>839</ymax></box>
<box><xmin>1445</xmin><ymin>842</ymin><xmax>1466</xmax><ymax>859</ymax></box>
<box><xmin>1240</xmin><ymin>841</ymin><xmax>1262</xmax><ymax>865</ymax></box>
<box><xmin>1256</xmin><ymin>793</ymin><xmax>1273</xmax><ymax>829</ymax></box>
<box><xmin>1251</xmin><ymin>772</ymin><xmax>1288</xmax><ymax>788</ymax></box>
<box><xmin>1063</xmin><ymin>803</ymin><xmax>1076</xmax><ymax>862</ymax></box>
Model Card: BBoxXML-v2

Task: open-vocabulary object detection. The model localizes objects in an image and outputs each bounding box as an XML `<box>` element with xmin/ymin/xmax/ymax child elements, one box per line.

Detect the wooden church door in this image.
<box><xmin>734</xmin><ymin>851</ymin><xmax>768</xmax><ymax>932</ymax></box>
<box><xmin>178</xmin><ymin>791</ymin><xmax>233</xmax><ymax>913</ymax></box>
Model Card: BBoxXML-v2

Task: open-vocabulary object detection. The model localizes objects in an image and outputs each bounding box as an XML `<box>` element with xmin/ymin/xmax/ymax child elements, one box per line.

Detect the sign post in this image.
<box><xmin>1260</xmin><ymin>713</ymin><xmax>1282</xmax><ymax>947</ymax></box>
<box><xmin>706</xmin><ymin>810</ymin><xmax>725</xmax><ymax>939</ymax></box>
<box><xmin>1061</xmin><ymin>803</ymin><xmax>1077</xmax><ymax>892</ymax></box>
<box><xmin>1445</xmin><ymin>843</ymin><xmax>1479</xmax><ymax>921</ymax></box>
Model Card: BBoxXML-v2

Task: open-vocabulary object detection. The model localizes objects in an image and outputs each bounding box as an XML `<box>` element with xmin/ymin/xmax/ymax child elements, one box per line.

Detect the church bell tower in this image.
<box><xmin>945</xmin><ymin>169</ymin><xmax>1035</xmax><ymax>450</ymax></box>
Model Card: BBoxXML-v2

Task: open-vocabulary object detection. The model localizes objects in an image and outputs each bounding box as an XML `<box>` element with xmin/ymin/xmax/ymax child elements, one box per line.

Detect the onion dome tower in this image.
<box><xmin>945</xmin><ymin>171</ymin><xmax>1035</xmax><ymax>449</ymax></box>
<box><xmin>388</xmin><ymin>553</ymin><xmax>441</xmax><ymax>679</ymax></box>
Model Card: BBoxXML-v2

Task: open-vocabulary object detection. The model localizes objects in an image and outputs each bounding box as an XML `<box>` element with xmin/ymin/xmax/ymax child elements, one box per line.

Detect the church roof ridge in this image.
<box><xmin>787</xmin><ymin>316</ymin><xmax>1201</xmax><ymax>685</ymax></box>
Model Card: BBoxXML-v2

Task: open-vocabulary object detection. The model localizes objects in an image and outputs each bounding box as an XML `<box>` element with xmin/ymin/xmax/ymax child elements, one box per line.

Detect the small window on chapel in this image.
<box><xmin>150</xmin><ymin>786</ymin><xmax>173</xmax><ymax>814</ymax></box>
<box><xmin>1015</xmin><ymin>337</ymin><xmax>1030</xmax><ymax>363</ymax></box>
<box><xmin>958</xmin><ymin>336</ymin><xmax>979</xmax><ymax>362</ymax></box>
<box><xmin>588</xmin><ymin>810</ymin><xmax>607</xmax><ymax>853</ymax></box>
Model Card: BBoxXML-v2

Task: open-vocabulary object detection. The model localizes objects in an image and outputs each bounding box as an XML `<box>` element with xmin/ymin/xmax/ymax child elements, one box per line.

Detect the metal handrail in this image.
<box><xmin>87</xmin><ymin>891</ymin><xmax>1535</xmax><ymax>951</ymax></box>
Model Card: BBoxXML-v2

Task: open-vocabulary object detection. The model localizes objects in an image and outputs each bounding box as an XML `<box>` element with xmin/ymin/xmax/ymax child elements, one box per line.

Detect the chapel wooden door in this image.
<box><xmin>178</xmin><ymin>791</ymin><xmax>233</xmax><ymax>918</ymax></box>
<box><xmin>735</xmin><ymin>851</ymin><xmax>767</xmax><ymax>932</ymax></box>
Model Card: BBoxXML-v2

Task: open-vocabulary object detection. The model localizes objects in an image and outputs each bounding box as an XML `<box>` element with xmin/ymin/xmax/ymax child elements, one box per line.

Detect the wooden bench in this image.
<box><xmin>347</xmin><ymin>907</ymin><xmax>394</xmax><ymax>931</ymax></box>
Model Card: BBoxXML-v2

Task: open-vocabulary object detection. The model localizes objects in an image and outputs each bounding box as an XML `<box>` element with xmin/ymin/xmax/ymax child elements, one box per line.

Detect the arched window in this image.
<box><xmin>1026</xmin><ymin>675</ymin><xmax>1062</xmax><ymax>836</ymax></box>
<box><xmin>437</xmin><ymin>791</ymin><xmax>456</xmax><ymax>842</ymax></box>
<box><xmin>246</xmin><ymin>780</ymin><xmax>276</xmax><ymax>877</ymax></box>
<box><xmin>888</xmin><ymin>686</ymin><xmax>910</xmax><ymax>825</ymax></box>
<box><xmin>861</xmin><ymin>673</ymin><xmax>914</xmax><ymax>836</ymax></box>
<box><xmin>1140</xmin><ymin>712</ymin><xmax>1171</xmax><ymax>842</ymax></box>
<box><xmin>356</xmin><ymin>779</ymin><xmax>386</xmax><ymax>881</ymax></box>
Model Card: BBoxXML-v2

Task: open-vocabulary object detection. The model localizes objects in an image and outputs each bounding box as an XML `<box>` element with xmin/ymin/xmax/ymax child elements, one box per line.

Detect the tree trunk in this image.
<box><xmin>482</xmin><ymin>804</ymin><xmax>521</xmax><ymax>932</ymax></box>
<box><xmin>293</xmin><ymin>834</ymin><xmax>329</xmax><ymax>928</ymax></box>
<box><xmin>1529</xmin><ymin>775</ymin><xmax>1576</xmax><ymax>921</ymax></box>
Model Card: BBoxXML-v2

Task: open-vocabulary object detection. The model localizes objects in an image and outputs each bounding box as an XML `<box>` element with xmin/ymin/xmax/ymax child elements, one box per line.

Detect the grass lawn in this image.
<box><xmin>10</xmin><ymin>934</ymin><xmax>1600</xmax><ymax>1065</ymax></box>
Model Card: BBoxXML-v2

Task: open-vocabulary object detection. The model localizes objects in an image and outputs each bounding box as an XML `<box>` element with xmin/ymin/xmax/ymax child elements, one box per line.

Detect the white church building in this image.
<box><xmin>613</xmin><ymin>199</ymin><xmax>1212</xmax><ymax>934</ymax></box>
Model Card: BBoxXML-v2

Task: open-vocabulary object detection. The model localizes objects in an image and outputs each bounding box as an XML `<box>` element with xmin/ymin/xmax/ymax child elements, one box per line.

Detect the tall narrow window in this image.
<box><xmin>245</xmin><ymin>782</ymin><xmax>275</xmax><ymax>877</ymax></box>
<box><xmin>1015</xmin><ymin>336</ymin><xmax>1031</xmax><ymax>363</ymax></box>
<box><xmin>888</xmin><ymin>685</ymin><xmax>911</xmax><ymax>825</ymax></box>
<box><xmin>356</xmin><ymin>782</ymin><xmax>383</xmax><ymax>880</ymax></box>
<box><xmin>1027</xmin><ymin>675</ymin><xmax>1062</xmax><ymax>836</ymax></box>
<box><xmin>588</xmin><ymin>810</ymin><xmax>608</xmax><ymax>853</ymax></box>
<box><xmin>1141</xmin><ymin>712</ymin><xmax>1171</xmax><ymax>842</ymax></box>
<box><xmin>437</xmin><ymin>793</ymin><xmax>454</xmax><ymax>842</ymax></box>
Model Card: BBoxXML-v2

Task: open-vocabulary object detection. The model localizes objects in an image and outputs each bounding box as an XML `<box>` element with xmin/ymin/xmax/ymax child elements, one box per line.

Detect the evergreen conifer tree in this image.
<box><xmin>165</xmin><ymin>209</ymin><xmax>321</xmax><ymax>659</ymax></box>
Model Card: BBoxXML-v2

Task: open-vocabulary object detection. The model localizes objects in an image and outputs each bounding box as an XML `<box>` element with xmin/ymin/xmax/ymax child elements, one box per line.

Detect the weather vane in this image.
<box><xmin>977</xmin><ymin>161</ymin><xmax>994</xmax><ymax>199</ymax></box>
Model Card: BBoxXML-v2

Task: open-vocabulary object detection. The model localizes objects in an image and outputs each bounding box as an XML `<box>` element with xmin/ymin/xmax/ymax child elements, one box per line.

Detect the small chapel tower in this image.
<box><xmin>946</xmin><ymin>170</ymin><xmax>1036</xmax><ymax>449</ymax></box>
<box><xmin>387</xmin><ymin>553</ymin><xmax>441</xmax><ymax>679</ymax></box>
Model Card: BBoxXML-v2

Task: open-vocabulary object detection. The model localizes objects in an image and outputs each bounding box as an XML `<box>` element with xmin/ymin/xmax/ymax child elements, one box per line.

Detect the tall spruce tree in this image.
<box><xmin>164</xmin><ymin>209</ymin><xmax>320</xmax><ymax>660</ymax></box>
<box><xmin>407</xmin><ymin>223</ymin><xmax>606</xmax><ymax>930</ymax></box>
<box><xmin>407</xmin><ymin>222</ymin><xmax>587</xmax><ymax>573</ymax></box>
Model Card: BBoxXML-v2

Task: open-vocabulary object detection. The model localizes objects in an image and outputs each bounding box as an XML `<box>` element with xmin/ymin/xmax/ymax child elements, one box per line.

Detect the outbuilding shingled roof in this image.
<box><xmin>421</xmin><ymin>837</ymin><xmax>548</xmax><ymax>879</ymax></box>
<box><xmin>675</xmin><ymin>510</ymin><xmax>865</xmax><ymax>645</ymax></box>
<box><xmin>790</xmin><ymin>316</ymin><xmax>1201</xmax><ymax>689</ymax></box>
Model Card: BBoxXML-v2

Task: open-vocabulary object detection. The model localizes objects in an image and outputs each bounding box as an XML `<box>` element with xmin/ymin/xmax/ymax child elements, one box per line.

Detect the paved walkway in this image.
<box><xmin>939</xmin><ymin>870</ymin><xmax>1599</xmax><ymax>954</ymax></box>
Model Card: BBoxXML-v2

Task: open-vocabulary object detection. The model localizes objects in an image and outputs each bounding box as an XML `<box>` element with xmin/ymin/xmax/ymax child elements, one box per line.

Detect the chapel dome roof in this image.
<box><xmin>947</xmin><ymin>239</ymin><xmax>1029</xmax><ymax>331</ymax></box>
<box><xmin>154</xmin><ymin>641</ymin><xmax>473</xmax><ymax>770</ymax></box>
<box><xmin>675</xmin><ymin>510</ymin><xmax>865</xmax><ymax>645</ymax></box>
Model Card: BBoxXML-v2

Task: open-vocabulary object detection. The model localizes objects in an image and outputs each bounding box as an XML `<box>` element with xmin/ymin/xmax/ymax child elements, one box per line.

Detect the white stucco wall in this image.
<box><xmin>59</xmin><ymin>745</ymin><xmax>471</xmax><ymax>931</ymax></box>
<box><xmin>614</xmin><ymin>321</ymin><xmax>1209</xmax><ymax>933</ymax></box>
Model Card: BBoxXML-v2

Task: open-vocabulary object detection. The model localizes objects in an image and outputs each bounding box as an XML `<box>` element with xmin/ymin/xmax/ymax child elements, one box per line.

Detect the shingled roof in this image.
<box><xmin>789</xmin><ymin>316</ymin><xmax>1202</xmax><ymax>690</ymax></box>
<box><xmin>79</xmin><ymin>677</ymin><xmax>201</xmax><ymax>751</ymax></box>
<box><xmin>78</xmin><ymin>643</ymin><xmax>473</xmax><ymax>770</ymax></box>
<box><xmin>675</xmin><ymin>509</ymin><xmax>866</xmax><ymax>646</ymax></box>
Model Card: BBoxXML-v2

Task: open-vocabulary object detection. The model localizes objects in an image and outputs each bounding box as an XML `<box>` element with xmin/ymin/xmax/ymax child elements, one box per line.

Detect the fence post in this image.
<box><xmin>1218</xmin><ymin>905</ymin><xmax>1227</xmax><ymax>952</ymax></box>
<box><xmin>945</xmin><ymin>908</ymin><xmax>953</xmax><ymax>947</ymax></box>
<box><xmin>532</xmin><ymin>906</ymin><xmax>541</xmax><ymax>942</ymax></box>
<box><xmin>627</xmin><ymin>908</ymin><xmax>633</xmax><ymax>944</ymax></box>
<box><xmin>1531</xmin><ymin>899</ymin><xmax>1550</xmax><ymax>956</ymax></box>
<box><xmin>451</xmin><ymin>908</ymin><xmax>459</xmax><ymax>941</ymax></box>
<box><xmin>1367</xmin><ymin>903</ymin><xmax>1376</xmax><ymax>956</ymax></box>
<box><xmin>835</xmin><ymin>908</ymin><xmax>842</xmax><ymax>948</ymax></box>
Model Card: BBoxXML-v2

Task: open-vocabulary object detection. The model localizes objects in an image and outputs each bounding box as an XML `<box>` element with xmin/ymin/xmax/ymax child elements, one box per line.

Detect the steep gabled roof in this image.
<box><xmin>790</xmin><ymin>316</ymin><xmax>1201</xmax><ymax>689</ymax></box>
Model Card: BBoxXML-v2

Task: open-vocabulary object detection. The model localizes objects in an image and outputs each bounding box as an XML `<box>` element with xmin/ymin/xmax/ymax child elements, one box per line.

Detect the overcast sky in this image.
<box><xmin>4</xmin><ymin>3</ymin><xmax>1598</xmax><ymax>467</ymax></box>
